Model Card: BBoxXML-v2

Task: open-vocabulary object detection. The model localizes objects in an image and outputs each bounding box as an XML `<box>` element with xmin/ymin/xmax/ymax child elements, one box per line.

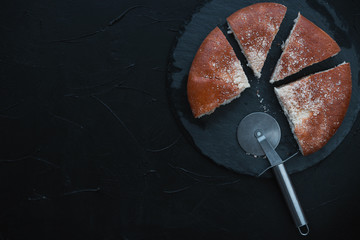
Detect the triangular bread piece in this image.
<box><xmin>270</xmin><ymin>13</ymin><xmax>341</xmax><ymax>83</ymax></box>
<box><xmin>274</xmin><ymin>63</ymin><xmax>351</xmax><ymax>156</ymax></box>
<box><xmin>227</xmin><ymin>3</ymin><xmax>287</xmax><ymax>78</ymax></box>
<box><xmin>187</xmin><ymin>27</ymin><xmax>249</xmax><ymax>118</ymax></box>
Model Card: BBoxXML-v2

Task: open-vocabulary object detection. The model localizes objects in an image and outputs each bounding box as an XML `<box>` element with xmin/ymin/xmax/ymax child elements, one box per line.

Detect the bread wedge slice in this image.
<box><xmin>187</xmin><ymin>27</ymin><xmax>250</xmax><ymax>118</ymax></box>
<box><xmin>227</xmin><ymin>3</ymin><xmax>287</xmax><ymax>78</ymax></box>
<box><xmin>274</xmin><ymin>62</ymin><xmax>351</xmax><ymax>155</ymax></box>
<box><xmin>270</xmin><ymin>13</ymin><xmax>340</xmax><ymax>83</ymax></box>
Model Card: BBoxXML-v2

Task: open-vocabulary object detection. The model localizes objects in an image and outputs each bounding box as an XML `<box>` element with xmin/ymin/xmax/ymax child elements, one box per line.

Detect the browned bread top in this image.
<box><xmin>274</xmin><ymin>63</ymin><xmax>351</xmax><ymax>155</ymax></box>
<box><xmin>271</xmin><ymin>13</ymin><xmax>341</xmax><ymax>83</ymax></box>
<box><xmin>227</xmin><ymin>3</ymin><xmax>287</xmax><ymax>78</ymax></box>
<box><xmin>187</xmin><ymin>27</ymin><xmax>249</xmax><ymax>118</ymax></box>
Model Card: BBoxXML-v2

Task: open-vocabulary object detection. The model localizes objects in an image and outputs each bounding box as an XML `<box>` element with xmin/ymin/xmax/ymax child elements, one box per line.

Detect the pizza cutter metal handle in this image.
<box><xmin>255</xmin><ymin>130</ymin><xmax>309</xmax><ymax>236</ymax></box>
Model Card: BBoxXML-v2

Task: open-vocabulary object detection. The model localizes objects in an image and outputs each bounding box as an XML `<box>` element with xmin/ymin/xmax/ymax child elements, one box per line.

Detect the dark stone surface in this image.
<box><xmin>0</xmin><ymin>0</ymin><xmax>360</xmax><ymax>239</ymax></box>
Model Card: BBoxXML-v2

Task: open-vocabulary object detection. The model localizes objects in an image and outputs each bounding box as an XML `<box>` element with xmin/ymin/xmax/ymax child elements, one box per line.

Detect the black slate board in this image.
<box><xmin>168</xmin><ymin>0</ymin><xmax>360</xmax><ymax>177</ymax></box>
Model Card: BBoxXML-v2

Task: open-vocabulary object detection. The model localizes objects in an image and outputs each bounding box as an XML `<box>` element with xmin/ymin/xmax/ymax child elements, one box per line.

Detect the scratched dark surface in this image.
<box><xmin>0</xmin><ymin>0</ymin><xmax>360</xmax><ymax>239</ymax></box>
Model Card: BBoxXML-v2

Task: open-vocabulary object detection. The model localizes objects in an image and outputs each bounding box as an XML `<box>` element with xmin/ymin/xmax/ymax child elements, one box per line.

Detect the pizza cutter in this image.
<box><xmin>237</xmin><ymin>112</ymin><xmax>309</xmax><ymax>236</ymax></box>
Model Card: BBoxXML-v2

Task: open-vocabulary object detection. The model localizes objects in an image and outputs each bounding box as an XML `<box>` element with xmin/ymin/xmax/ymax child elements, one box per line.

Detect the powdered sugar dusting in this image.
<box><xmin>274</xmin><ymin>62</ymin><xmax>351</xmax><ymax>155</ymax></box>
<box><xmin>208</xmin><ymin>47</ymin><xmax>249</xmax><ymax>90</ymax></box>
<box><xmin>271</xmin><ymin>13</ymin><xmax>300</xmax><ymax>83</ymax></box>
<box><xmin>271</xmin><ymin>13</ymin><xmax>340</xmax><ymax>83</ymax></box>
<box><xmin>194</xmin><ymin>36</ymin><xmax>250</xmax><ymax>118</ymax></box>
<box><xmin>227</xmin><ymin>3</ymin><xmax>286</xmax><ymax>78</ymax></box>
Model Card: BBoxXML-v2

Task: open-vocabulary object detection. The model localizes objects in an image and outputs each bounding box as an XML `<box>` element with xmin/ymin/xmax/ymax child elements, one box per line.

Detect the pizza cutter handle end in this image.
<box><xmin>298</xmin><ymin>224</ymin><xmax>310</xmax><ymax>236</ymax></box>
<box><xmin>273</xmin><ymin>164</ymin><xmax>309</xmax><ymax>236</ymax></box>
<box><xmin>255</xmin><ymin>130</ymin><xmax>309</xmax><ymax>236</ymax></box>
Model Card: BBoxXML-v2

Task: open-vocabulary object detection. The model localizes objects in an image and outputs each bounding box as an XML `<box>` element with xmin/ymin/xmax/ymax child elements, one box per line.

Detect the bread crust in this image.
<box><xmin>275</xmin><ymin>63</ymin><xmax>351</xmax><ymax>156</ymax></box>
<box><xmin>227</xmin><ymin>3</ymin><xmax>287</xmax><ymax>78</ymax></box>
<box><xmin>187</xmin><ymin>27</ymin><xmax>249</xmax><ymax>118</ymax></box>
<box><xmin>271</xmin><ymin>13</ymin><xmax>341</xmax><ymax>83</ymax></box>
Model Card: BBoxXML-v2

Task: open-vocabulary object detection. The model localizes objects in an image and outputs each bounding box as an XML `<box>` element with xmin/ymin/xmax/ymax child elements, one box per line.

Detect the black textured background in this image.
<box><xmin>1</xmin><ymin>0</ymin><xmax>360</xmax><ymax>239</ymax></box>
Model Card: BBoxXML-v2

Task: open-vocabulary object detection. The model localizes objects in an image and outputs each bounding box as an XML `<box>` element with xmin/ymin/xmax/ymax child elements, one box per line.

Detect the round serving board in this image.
<box><xmin>168</xmin><ymin>0</ymin><xmax>360</xmax><ymax>177</ymax></box>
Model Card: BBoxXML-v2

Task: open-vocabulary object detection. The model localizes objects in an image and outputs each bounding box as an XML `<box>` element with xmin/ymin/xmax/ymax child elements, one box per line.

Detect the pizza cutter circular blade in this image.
<box><xmin>237</xmin><ymin>112</ymin><xmax>281</xmax><ymax>156</ymax></box>
<box><xmin>237</xmin><ymin>112</ymin><xmax>309</xmax><ymax>236</ymax></box>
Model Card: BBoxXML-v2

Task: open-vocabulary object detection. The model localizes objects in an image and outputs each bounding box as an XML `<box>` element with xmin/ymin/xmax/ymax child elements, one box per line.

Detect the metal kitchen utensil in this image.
<box><xmin>237</xmin><ymin>112</ymin><xmax>309</xmax><ymax>236</ymax></box>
